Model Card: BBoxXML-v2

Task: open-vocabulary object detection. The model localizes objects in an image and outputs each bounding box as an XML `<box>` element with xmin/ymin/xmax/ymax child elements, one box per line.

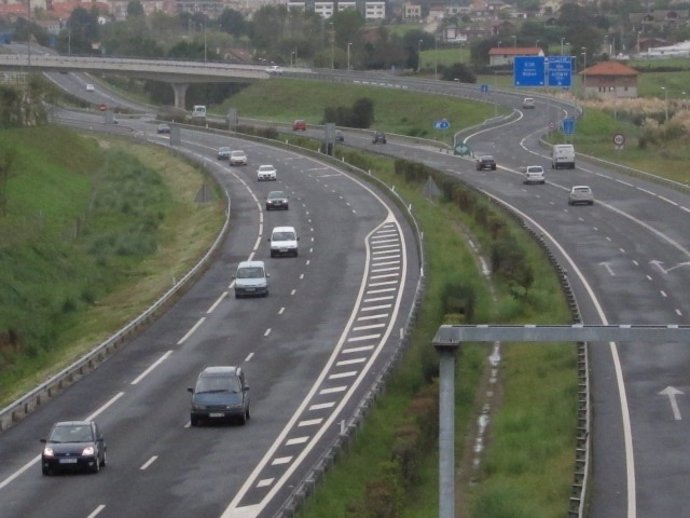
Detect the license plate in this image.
<box><xmin>209</xmin><ymin>412</ymin><xmax>224</xmax><ymax>418</ymax></box>
<box><xmin>59</xmin><ymin>458</ymin><xmax>78</xmax><ymax>464</ymax></box>
<box><xmin>245</xmin><ymin>288</ymin><xmax>255</xmax><ymax>292</ymax></box>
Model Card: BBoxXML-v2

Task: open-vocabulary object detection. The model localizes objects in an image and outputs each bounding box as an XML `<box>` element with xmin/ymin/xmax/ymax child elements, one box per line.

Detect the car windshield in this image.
<box><xmin>232</xmin><ymin>151</ymin><xmax>244</xmax><ymax>157</ymax></box>
<box><xmin>273</xmin><ymin>232</ymin><xmax>295</xmax><ymax>241</ymax></box>
<box><xmin>219</xmin><ymin>147</ymin><xmax>230</xmax><ymax>152</ymax></box>
<box><xmin>480</xmin><ymin>156</ymin><xmax>494</xmax><ymax>161</ymax></box>
<box><xmin>237</xmin><ymin>266</ymin><xmax>264</xmax><ymax>279</ymax></box>
<box><xmin>268</xmin><ymin>191</ymin><xmax>286</xmax><ymax>199</ymax></box>
<box><xmin>196</xmin><ymin>375</ymin><xmax>241</xmax><ymax>394</ymax></box>
<box><xmin>259</xmin><ymin>166</ymin><xmax>274</xmax><ymax>171</ymax></box>
<box><xmin>50</xmin><ymin>424</ymin><xmax>94</xmax><ymax>443</ymax></box>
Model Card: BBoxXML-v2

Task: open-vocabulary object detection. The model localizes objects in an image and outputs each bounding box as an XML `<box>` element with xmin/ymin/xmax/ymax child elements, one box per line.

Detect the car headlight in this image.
<box><xmin>43</xmin><ymin>447</ymin><xmax>54</xmax><ymax>457</ymax></box>
<box><xmin>82</xmin><ymin>446</ymin><xmax>96</xmax><ymax>456</ymax></box>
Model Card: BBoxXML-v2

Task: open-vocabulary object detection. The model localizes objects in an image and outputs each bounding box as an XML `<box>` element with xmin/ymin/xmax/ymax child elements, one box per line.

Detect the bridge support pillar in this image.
<box><xmin>171</xmin><ymin>83</ymin><xmax>190</xmax><ymax>110</ymax></box>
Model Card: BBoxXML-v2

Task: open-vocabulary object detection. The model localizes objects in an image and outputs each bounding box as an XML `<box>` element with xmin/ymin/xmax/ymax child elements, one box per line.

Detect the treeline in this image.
<box><xmin>0</xmin><ymin>75</ymin><xmax>52</xmax><ymax>129</ymax></box>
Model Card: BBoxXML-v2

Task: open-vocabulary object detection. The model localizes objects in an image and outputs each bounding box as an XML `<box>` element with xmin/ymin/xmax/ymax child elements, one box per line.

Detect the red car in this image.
<box><xmin>292</xmin><ymin>119</ymin><xmax>307</xmax><ymax>131</ymax></box>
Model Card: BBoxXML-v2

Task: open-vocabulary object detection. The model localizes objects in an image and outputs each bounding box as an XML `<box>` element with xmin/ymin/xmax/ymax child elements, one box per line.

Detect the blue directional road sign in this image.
<box><xmin>513</xmin><ymin>56</ymin><xmax>545</xmax><ymax>87</ymax></box>
<box><xmin>562</xmin><ymin>117</ymin><xmax>576</xmax><ymax>135</ymax></box>
<box><xmin>547</xmin><ymin>56</ymin><xmax>573</xmax><ymax>88</ymax></box>
<box><xmin>434</xmin><ymin>118</ymin><xmax>450</xmax><ymax>130</ymax></box>
<box><xmin>480</xmin><ymin>84</ymin><xmax>489</xmax><ymax>93</ymax></box>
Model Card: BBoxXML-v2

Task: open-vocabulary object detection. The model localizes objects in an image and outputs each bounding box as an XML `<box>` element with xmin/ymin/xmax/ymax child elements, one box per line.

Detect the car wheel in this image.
<box><xmin>191</xmin><ymin>415</ymin><xmax>199</xmax><ymax>426</ymax></box>
<box><xmin>238</xmin><ymin>411</ymin><xmax>247</xmax><ymax>425</ymax></box>
<box><xmin>91</xmin><ymin>457</ymin><xmax>100</xmax><ymax>474</ymax></box>
<box><xmin>294</xmin><ymin>250</ymin><xmax>299</xmax><ymax>257</ymax></box>
<box><xmin>492</xmin><ymin>166</ymin><xmax>496</xmax><ymax>170</ymax></box>
<box><xmin>285</xmin><ymin>205</ymin><xmax>289</xmax><ymax>210</ymax></box>
<box><xmin>42</xmin><ymin>466</ymin><xmax>51</xmax><ymax>476</ymax></box>
<box><xmin>270</xmin><ymin>251</ymin><xmax>276</xmax><ymax>258</ymax></box>
<box><xmin>246</xmin><ymin>406</ymin><xmax>251</xmax><ymax>420</ymax></box>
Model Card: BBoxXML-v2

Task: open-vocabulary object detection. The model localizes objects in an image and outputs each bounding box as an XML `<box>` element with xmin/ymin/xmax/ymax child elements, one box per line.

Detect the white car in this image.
<box><xmin>229</xmin><ymin>150</ymin><xmax>247</xmax><ymax>166</ymax></box>
<box><xmin>568</xmin><ymin>185</ymin><xmax>594</xmax><ymax>205</ymax></box>
<box><xmin>233</xmin><ymin>260</ymin><xmax>269</xmax><ymax>298</ymax></box>
<box><xmin>85</xmin><ymin>83</ymin><xmax>95</xmax><ymax>92</ymax></box>
<box><xmin>265</xmin><ymin>65</ymin><xmax>283</xmax><ymax>75</ymax></box>
<box><xmin>269</xmin><ymin>226</ymin><xmax>299</xmax><ymax>257</ymax></box>
<box><xmin>523</xmin><ymin>165</ymin><xmax>545</xmax><ymax>185</ymax></box>
<box><xmin>522</xmin><ymin>97</ymin><xmax>535</xmax><ymax>109</ymax></box>
<box><xmin>257</xmin><ymin>164</ymin><xmax>277</xmax><ymax>181</ymax></box>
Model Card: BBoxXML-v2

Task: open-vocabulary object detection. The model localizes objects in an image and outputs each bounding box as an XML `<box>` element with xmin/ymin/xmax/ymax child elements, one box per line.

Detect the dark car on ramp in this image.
<box><xmin>188</xmin><ymin>366</ymin><xmax>251</xmax><ymax>426</ymax></box>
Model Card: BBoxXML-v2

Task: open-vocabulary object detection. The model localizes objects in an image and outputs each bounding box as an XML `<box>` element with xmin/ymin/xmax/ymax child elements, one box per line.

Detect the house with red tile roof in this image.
<box><xmin>488</xmin><ymin>46</ymin><xmax>543</xmax><ymax>66</ymax></box>
<box><xmin>580</xmin><ymin>60</ymin><xmax>639</xmax><ymax>98</ymax></box>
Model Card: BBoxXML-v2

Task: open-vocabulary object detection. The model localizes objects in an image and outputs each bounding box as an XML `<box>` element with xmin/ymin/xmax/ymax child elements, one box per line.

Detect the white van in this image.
<box><xmin>551</xmin><ymin>144</ymin><xmax>575</xmax><ymax>169</ymax></box>
<box><xmin>269</xmin><ymin>226</ymin><xmax>299</xmax><ymax>257</ymax></box>
<box><xmin>191</xmin><ymin>105</ymin><xmax>207</xmax><ymax>121</ymax></box>
<box><xmin>233</xmin><ymin>260</ymin><xmax>269</xmax><ymax>298</ymax></box>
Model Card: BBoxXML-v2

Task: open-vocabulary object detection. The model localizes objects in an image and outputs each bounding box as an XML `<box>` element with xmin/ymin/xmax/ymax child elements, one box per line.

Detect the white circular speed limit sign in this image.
<box><xmin>613</xmin><ymin>133</ymin><xmax>626</xmax><ymax>146</ymax></box>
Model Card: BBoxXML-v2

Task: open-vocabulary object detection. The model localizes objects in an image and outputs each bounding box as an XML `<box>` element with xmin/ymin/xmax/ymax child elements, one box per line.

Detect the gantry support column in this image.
<box><xmin>171</xmin><ymin>83</ymin><xmax>190</xmax><ymax>110</ymax></box>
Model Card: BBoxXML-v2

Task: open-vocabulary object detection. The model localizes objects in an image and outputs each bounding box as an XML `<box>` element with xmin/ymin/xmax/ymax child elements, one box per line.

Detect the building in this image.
<box><xmin>580</xmin><ymin>60</ymin><xmax>638</xmax><ymax>99</ymax></box>
<box><xmin>488</xmin><ymin>46</ymin><xmax>543</xmax><ymax>66</ymax></box>
<box><xmin>286</xmin><ymin>0</ymin><xmax>386</xmax><ymax>20</ymax></box>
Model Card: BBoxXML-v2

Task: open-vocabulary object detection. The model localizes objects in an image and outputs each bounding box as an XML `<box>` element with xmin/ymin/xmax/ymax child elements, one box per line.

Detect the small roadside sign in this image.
<box><xmin>434</xmin><ymin>118</ymin><xmax>450</xmax><ymax>130</ymax></box>
<box><xmin>480</xmin><ymin>84</ymin><xmax>489</xmax><ymax>93</ymax></box>
<box><xmin>98</xmin><ymin>104</ymin><xmax>108</xmax><ymax>112</ymax></box>
<box><xmin>562</xmin><ymin>117</ymin><xmax>576</xmax><ymax>135</ymax></box>
<box><xmin>613</xmin><ymin>133</ymin><xmax>626</xmax><ymax>146</ymax></box>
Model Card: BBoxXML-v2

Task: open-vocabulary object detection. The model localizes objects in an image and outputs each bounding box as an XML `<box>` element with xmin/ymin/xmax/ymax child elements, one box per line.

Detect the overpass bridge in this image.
<box><xmin>0</xmin><ymin>54</ymin><xmax>311</xmax><ymax>108</ymax></box>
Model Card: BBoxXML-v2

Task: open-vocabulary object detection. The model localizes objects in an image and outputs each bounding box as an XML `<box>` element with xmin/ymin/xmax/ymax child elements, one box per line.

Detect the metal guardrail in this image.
<box><xmin>0</xmin><ymin>129</ymin><xmax>233</xmax><ymax>433</ymax></box>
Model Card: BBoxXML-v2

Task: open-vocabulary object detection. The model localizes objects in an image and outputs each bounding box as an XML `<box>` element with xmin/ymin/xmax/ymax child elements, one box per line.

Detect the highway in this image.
<box><xmin>2</xmin><ymin>64</ymin><xmax>690</xmax><ymax>518</ymax></box>
<box><xmin>0</xmin><ymin>106</ymin><xmax>421</xmax><ymax>518</ymax></box>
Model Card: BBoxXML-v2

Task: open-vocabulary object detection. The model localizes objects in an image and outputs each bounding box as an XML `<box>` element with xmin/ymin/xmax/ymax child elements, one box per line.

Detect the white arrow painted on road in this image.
<box><xmin>650</xmin><ymin>260</ymin><xmax>690</xmax><ymax>274</ymax></box>
<box><xmin>600</xmin><ymin>262</ymin><xmax>615</xmax><ymax>276</ymax></box>
<box><xmin>659</xmin><ymin>386</ymin><xmax>684</xmax><ymax>421</ymax></box>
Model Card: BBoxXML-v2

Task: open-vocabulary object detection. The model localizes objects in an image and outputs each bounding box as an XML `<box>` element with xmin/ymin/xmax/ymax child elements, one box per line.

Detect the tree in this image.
<box><xmin>127</xmin><ymin>0</ymin><xmax>144</xmax><ymax>18</ymax></box>
<box><xmin>218</xmin><ymin>8</ymin><xmax>246</xmax><ymax>37</ymax></box>
<box><xmin>441</xmin><ymin>63</ymin><xmax>476</xmax><ymax>83</ymax></box>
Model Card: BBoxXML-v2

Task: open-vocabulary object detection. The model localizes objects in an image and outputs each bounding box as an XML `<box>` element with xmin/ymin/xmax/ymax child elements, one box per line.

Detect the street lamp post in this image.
<box><xmin>347</xmin><ymin>42</ymin><xmax>352</xmax><ymax>70</ymax></box>
<box><xmin>434</xmin><ymin>36</ymin><xmax>438</xmax><ymax>80</ymax></box>
<box><xmin>561</xmin><ymin>37</ymin><xmax>565</xmax><ymax>55</ymax></box>
<box><xmin>581</xmin><ymin>47</ymin><xmax>587</xmax><ymax>95</ymax></box>
<box><xmin>203</xmin><ymin>21</ymin><xmax>207</xmax><ymax>63</ymax></box>
<box><xmin>417</xmin><ymin>39</ymin><xmax>423</xmax><ymax>73</ymax></box>
<box><xmin>329</xmin><ymin>22</ymin><xmax>334</xmax><ymax>69</ymax></box>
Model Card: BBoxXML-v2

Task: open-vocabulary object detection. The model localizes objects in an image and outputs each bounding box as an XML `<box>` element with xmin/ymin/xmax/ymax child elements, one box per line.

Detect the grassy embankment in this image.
<box><xmin>0</xmin><ymin>126</ymin><xmax>224</xmax><ymax>406</ymax></box>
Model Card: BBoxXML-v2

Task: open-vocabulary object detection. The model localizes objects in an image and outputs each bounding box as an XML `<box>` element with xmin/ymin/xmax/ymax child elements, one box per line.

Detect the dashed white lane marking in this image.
<box><xmin>616</xmin><ymin>179</ymin><xmax>634</xmax><ymax>187</ymax></box>
<box><xmin>372</xmin><ymin>267</ymin><xmax>400</xmax><ymax>273</ymax></box>
<box><xmin>140</xmin><ymin>456</ymin><xmax>158</xmax><ymax>471</ymax></box>
<box><xmin>257</xmin><ymin>479</ymin><xmax>274</xmax><ymax>488</ymax></box>
<box><xmin>278</xmin><ymin>307</ymin><xmax>286</xmax><ymax>315</ymax></box>
<box><xmin>368</xmin><ymin>280</ymin><xmax>398</xmax><ymax>287</ymax></box>
<box><xmin>86</xmin><ymin>505</ymin><xmax>106</xmax><ymax>518</ymax></box>
<box><xmin>131</xmin><ymin>350</ymin><xmax>173</xmax><ymax>385</ymax></box>
<box><xmin>676</xmin><ymin>309</ymin><xmax>683</xmax><ymax>316</ymax></box>
<box><xmin>305</xmin><ymin>260</ymin><xmax>310</xmax><ymax>266</ymax></box>
<box><xmin>620</xmin><ymin>248</ymin><xmax>626</xmax><ymax>254</ymax></box>
<box><xmin>372</xmin><ymin>260</ymin><xmax>401</xmax><ymax>267</ymax></box>
<box><xmin>290</xmin><ymin>289</ymin><xmax>296</xmax><ymax>296</ymax></box>
<box><xmin>371</xmin><ymin>244</ymin><xmax>398</xmax><ymax>250</ymax></box>
<box><xmin>177</xmin><ymin>317</ymin><xmax>206</xmax><ymax>345</ymax></box>
<box><xmin>646</xmin><ymin>275</ymin><xmax>653</xmax><ymax>281</ymax></box>
<box><xmin>637</xmin><ymin>187</ymin><xmax>655</xmax><ymax>196</ymax></box>
<box><xmin>299</xmin><ymin>273</ymin><xmax>305</xmax><ymax>280</ymax></box>
<box><xmin>272</xmin><ymin>457</ymin><xmax>292</xmax><ymax>465</ymax></box>
<box><xmin>207</xmin><ymin>292</ymin><xmax>226</xmax><ymax>313</ymax></box>
<box><xmin>681</xmin><ymin>206</ymin><xmax>690</xmax><ymax>214</ymax></box>
<box><xmin>633</xmin><ymin>260</ymin><xmax>639</xmax><ymax>266</ymax></box>
<box><xmin>371</xmin><ymin>238</ymin><xmax>399</xmax><ymax>244</ymax></box>
<box><xmin>245</xmin><ymin>353</ymin><xmax>254</xmax><ymax>362</ymax></box>
<box><xmin>264</xmin><ymin>328</ymin><xmax>272</xmax><ymax>337</ymax></box>
<box><xmin>660</xmin><ymin>291</ymin><xmax>667</xmax><ymax>298</ymax></box>
<box><xmin>658</xmin><ymin>196</ymin><xmax>678</xmax><ymax>206</ymax></box>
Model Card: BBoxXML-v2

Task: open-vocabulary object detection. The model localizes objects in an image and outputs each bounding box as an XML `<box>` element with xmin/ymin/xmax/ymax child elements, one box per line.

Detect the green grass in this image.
<box><xmin>419</xmin><ymin>47</ymin><xmax>471</xmax><ymax>69</ymax></box>
<box><xmin>0</xmin><ymin>128</ymin><xmax>224</xmax><ymax>405</ymax></box>
<box><xmin>217</xmin><ymin>78</ymin><xmax>495</xmax><ymax>139</ymax></box>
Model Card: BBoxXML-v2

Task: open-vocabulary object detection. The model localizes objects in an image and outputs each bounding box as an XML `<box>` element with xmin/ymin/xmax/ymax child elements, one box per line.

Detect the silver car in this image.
<box><xmin>568</xmin><ymin>185</ymin><xmax>594</xmax><ymax>205</ymax></box>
